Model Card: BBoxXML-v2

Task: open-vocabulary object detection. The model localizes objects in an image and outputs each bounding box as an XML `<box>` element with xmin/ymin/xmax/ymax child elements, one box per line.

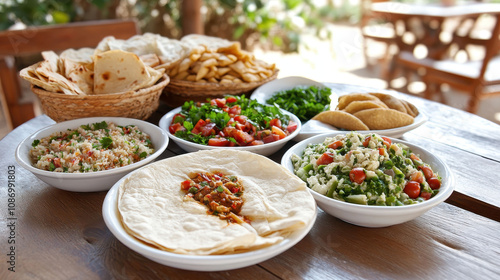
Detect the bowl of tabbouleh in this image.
<box><xmin>281</xmin><ymin>131</ymin><xmax>454</xmax><ymax>228</ymax></box>
<box><xmin>15</xmin><ymin>117</ymin><xmax>169</xmax><ymax>192</ymax></box>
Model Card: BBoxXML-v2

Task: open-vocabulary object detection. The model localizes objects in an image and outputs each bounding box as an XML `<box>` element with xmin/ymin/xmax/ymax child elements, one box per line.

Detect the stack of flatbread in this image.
<box><xmin>312</xmin><ymin>92</ymin><xmax>419</xmax><ymax>130</ymax></box>
<box><xmin>20</xmin><ymin>48</ymin><xmax>165</xmax><ymax>95</ymax></box>
<box><xmin>94</xmin><ymin>33</ymin><xmax>190</xmax><ymax>71</ymax></box>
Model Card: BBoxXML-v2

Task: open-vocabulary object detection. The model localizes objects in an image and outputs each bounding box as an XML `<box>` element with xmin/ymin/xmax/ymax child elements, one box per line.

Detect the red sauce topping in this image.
<box><xmin>181</xmin><ymin>172</ymin><xmax>249</xmax><ymax>224</ymax></box>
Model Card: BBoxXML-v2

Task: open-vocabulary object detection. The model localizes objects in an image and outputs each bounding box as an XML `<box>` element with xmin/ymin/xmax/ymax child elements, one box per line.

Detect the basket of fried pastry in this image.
<box><xmin>163</xmin><ymin>34</ymin><xmax>278</xmax><ymax>101</ymax></box>
<box><xmin>20</xmin><ymin>49</ymin><xmax>169</xmax><ymax>122</ymax></box>
<box><xmin>312</xmin><ymin>92</ymin><xmax>419</xmax><ymax>130</ymax></box>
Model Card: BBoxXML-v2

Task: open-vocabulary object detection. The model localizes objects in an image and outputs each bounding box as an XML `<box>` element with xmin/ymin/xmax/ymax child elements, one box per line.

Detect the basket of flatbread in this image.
<box><xmin>20</xmin><ymin>48</ymin><xmax>169</xmax><ymax>122</ymax></box>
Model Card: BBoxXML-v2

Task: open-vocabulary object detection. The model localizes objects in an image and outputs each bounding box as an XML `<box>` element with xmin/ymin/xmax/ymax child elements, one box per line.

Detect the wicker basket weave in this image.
<box><xmin>162</xmin><ymin>70</ymin><xmax>278</xmax><ymax>106</ymax></box>
<box><xmin>31</xmin><ymin>75</ymin><xmax>170</xmax><ymax>122</ymax></box>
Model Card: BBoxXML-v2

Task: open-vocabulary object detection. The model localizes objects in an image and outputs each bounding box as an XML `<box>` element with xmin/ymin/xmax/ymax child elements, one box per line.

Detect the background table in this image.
<box><xmin>1</xmin><ymin>83</ymin><xmax>500</xmax><ymax>279</ymax></box>
<box><xmin>369</xmin><ymin>2</ymin><xmax>500</xmax><ymax>59</ymax></box>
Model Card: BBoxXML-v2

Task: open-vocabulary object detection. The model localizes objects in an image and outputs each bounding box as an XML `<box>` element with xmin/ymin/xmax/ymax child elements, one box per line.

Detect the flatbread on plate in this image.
<box><xmin>118</xmin><ymin>149</ymin><xmax>316</xmax><ymax>255</ymax></box>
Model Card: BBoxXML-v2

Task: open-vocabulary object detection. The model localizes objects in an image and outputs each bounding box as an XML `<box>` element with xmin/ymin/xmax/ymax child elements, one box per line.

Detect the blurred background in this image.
<box><xmin>1</xmin><ymin>0</ymin><xmax>499</xmax><ymax>139</ymax></box>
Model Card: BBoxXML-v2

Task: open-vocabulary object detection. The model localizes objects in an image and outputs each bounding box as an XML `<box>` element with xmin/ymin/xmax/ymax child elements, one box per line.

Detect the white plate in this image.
<box><xmin>102</xmin><ymin>173</ymin><xmax>317</xmax><ymax>271</ymax></box>
<box><xmin>251</xmin><ymin>76</ymin><xmax>427</xmax><ymax>141</ymax></box>
<box><xmin>15</xmin><ymin>117</ymin><xmax>169</xmax><ymax>192</ymax></box>
<box><xmin>159</xmin><ymin>107</ymin><xmax>301</xmax><ymax>156</ymax></box>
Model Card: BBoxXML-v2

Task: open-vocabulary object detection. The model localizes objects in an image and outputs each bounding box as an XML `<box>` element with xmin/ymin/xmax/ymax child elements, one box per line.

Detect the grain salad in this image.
<box><xmin>30</xmin><ymin>121</ymin><xmax>154</xmax><ymax>173</ymax></box>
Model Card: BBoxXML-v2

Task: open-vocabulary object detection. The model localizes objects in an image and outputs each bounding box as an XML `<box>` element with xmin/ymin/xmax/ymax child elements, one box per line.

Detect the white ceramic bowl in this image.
<box><xmin>159</xmin><ymin>107</ymin><xmax>301</xmax><ymax>156</ymax></box>
<box><xmin>281</xmin><ymin>132</ymin><xmax>454</xmax><ymax>228</ymax></box>
<box><xmin>251</xmin><ymin>76</ymin><xmax>427</xmax><ymax>140</ymax></box>
<box><xmin>102</xmin><ymin>174</ymin><xmax>317</xmax><ymax>271</ymax></box>
<box><xmin>15</xmin><ymin>117</ymin><xmax>169</xmax><ymax>192</ymax></box>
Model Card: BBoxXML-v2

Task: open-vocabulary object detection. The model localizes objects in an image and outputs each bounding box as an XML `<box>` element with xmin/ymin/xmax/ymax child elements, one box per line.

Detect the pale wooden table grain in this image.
<box><xmin>1</xmin><ymin>83</ymin><xmax>499</xmax><ymax>279</ymax></box>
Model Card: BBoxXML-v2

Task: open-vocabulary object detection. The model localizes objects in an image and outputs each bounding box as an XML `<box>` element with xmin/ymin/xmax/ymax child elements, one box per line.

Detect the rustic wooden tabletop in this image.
<box><xmin>1</xmin><ymin>83</ymin><xmax>499</xmax><ymax>279</ymax></box>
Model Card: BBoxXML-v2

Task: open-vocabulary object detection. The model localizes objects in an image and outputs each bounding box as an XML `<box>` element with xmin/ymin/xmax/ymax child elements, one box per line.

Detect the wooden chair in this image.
<box><xmin>360</xmin><ymin>0</ymin><xmax>396</xmax><ymax>73</ymax></box>
<box><xmin>387</xmin><ymin>14</ymin><xmax>500</xmax><ymax>113</ymax></box>
<box><xmin>0</xmin><ymin>19</ymin><xmax>139</xmax><ymax>129</ymax></box>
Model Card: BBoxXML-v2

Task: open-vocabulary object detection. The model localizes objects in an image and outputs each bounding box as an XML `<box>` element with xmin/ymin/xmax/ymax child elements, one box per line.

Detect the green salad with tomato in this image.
<box><xmin>291</xmin><ymin>132</ymin><xmax>442</xmax><ymax>206</ymax></box>
<box><xmin>169</xmin><ymin>95</ymin><xmax>298</xmax><ymax>147</ymax></box>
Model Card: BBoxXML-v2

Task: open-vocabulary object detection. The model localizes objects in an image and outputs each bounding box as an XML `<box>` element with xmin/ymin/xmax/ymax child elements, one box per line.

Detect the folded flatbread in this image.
<box><xmin>118</xmin><ymin>149</ymin><xmax>317</xmax><ymax>255</ymax></box>
<box><xmin>93</xmin><ymin>49</ymin><xmax>164</xmax><ymax>94</ymax></box>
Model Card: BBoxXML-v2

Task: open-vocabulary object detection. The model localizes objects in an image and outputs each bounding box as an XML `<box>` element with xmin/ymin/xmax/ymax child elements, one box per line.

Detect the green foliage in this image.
<box><xmin>0</xmin><ymin>0</ymin><xmax>76</xmax><ymax>30</ymax></box>
<box><xmin>0</xmin><ymin>0</ymin><xmax>357</xmax><ymax>52</ymax></box>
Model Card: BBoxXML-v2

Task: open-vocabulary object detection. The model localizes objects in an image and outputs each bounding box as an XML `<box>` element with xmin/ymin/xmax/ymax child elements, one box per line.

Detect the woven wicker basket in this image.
<box><xmin>162</xmin><ymin>70</ymin><xmax>278</xmax><ymax>106</ymax></box>
<box><xmin>31</xmin><ymin>75</ymin><xmax>170</xmax><ymax>122</ymax></box>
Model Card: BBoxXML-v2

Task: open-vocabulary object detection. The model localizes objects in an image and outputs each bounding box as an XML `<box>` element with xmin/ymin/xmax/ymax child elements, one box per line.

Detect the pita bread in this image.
<box><xmin>19</xmin><ymin>62</ymin><xmax>61</xmax><ymax>93</ymax></box>
<box><xmin>63</xmin><ymin>59</ymin><xmax>94</xmax><ymax>94</ymax></box>
<box><xmin>343</xmin><ymin>100</ymin><xmax>388</xmax><ymax>114</ymax></box>
<box><xmin>336</xmin><ymin>93</ymin><xmax>379</xmax><ymax>110</ymax></box>
<box><xmin>312</xmin><ymin>110</ymin><xmax>369</xmax><ymax>131</ymax></box>
<box><xmin>369</xmin><ymin>92</ymin><xmax>407</xmax><ymax>113</ymax></box>
<box><xmin>60</xmin><ymin>48</ymin><xmax>94</xmax><ymax>64</ymax></box>
<box><xmin>93</xmin><ymin>49</ymin><xmax>161</xmax><ymax>94</ymax></box>
<box><xmin>354</xmin><ymin>108</ymin><xmax>414</xmax><ymax>130</ymax></box>
<box><xmin>118</xmin><ymin>149</ymin><xmax>316</xmax><ymax>255</ymax></box>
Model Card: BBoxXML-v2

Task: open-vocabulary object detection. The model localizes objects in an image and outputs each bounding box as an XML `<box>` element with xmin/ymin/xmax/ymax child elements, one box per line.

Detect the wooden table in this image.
<box><xmin>1</xmin><ymin>83</ymin><xmax>500</xmax><ymax>279</ymax></box>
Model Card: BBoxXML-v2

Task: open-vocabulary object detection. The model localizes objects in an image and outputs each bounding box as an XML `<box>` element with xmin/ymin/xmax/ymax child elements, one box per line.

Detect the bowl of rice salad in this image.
<box><xmin>281</xmin><ymin>131</ymin><xmax>454</xmax><ymax>227</ymax></box>
<box><xmin>15</xmin><ymin>117</ymin><xmax>169</xmax><ymax>192</ymax></box>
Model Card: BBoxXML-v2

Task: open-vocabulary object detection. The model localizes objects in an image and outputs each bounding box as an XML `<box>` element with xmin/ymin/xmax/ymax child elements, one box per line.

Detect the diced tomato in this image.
<box><xmin>349</xmin><ymin>167</ymin><xmax>366</xmax><ymax>184</ymax></box>
<box><xmin>234</xmin><ymin>115</ymin><xmax>247</xmax><ymax>124</ymax></box>
<box><xmin>346</xmin><ymin>151</ymin><xmax>353</xmax><ymax>161</ymax></box>
<box><xmin>255</xmin><ymin>129</ymin><xmax>272</xmax><ymax>140</ymax></box>
<box><xmin>123</xmin><ymin>127</ymin><xmax>130</xmax><ymax>134</ymax></box>
<box><xmin>404</xmin><ymin>181</ymin><xmax>421</xmax><ymax>199</ymax></box>
<box><xmin>172</xmin><ymin>113</ymin><xmax>186</xmax><ymax>124</ymax></box>
<box><xmin>249</xmin><ymin>140</ymin><xmax>264</xmax><ymax>146</ymax></box>
<box><xmin>208</xmin><ymin>137</ymin><xmax>230</xmax><ymax>146</ymax></box>
<box><xmin>410</xmin><ymin>171</ymin><xmax>424</xmax><ymax>184</ymax></box>
<box><xmin>262</xmin><ymin>134</ymin><xmax>280</xmax><ymax>143</ymax></box>
<box><xmin>317</xmin><ymin>152</ymin><xmax>335</xmax><ymax>165</ymax></box>
<box><xmin>232</xmin><ymin>129</ymin><xmax>254</xmax><ymax>145</ymax></box>
<box><xmin>418</xmin><ymin>166</ymin><xmax>434</xmax><ymax>180</ymax></box>
<box><xmin>328</xmin><ymin>140</ymin><xmax>343</xmax><ymax>149</ymax></box>
<box><xmin>181</xmin><ymin>180</ymin><xmax>192</xmax><ymax>190</ymax></box>
<box><xmin>228</xmin><ymin>105</ymin><xmax>241</xmax><ymax>116</ymax></box>
<box><xmin>192</xmin><ymin>119</ymin><xmax>207</xmax><ymax>134</ymax></box>
<box><xmin>226</xmin><ymin>96</ymin><xmax>237</xmax><ymax>103</ymax></box>
<box><xmin>235</xmin><ymin>122</ymin><xmax>246</xmax><ymax>131</ymax></box>
<box><xmin>223</xmin><ymin>126</ymin><xmax>236</xmax><ymax>137</ymax></box>
<box><xmin>286</xmin><ymin>121</ymin><xmax>298</xmax><ymax>134</ymax></box>
<box><xmin>53</xmin><ymin>158</ymin><xmax>61</xmax><ymax>168</ymax></box>
<box><xmin>269</xmin><ymin>118</ymin><xmax>282</xmax><ymax>129</ymax></box>
<box><xmin>271</xmin><ymin>126</ymin><xmax>287</xmax><ymax>140</ymax></box>
<box><xmin>428</xmin><ymin>177</ymin><xmax>441</xmax><ymax>190</ymax></box>
<box><xmin>200</xmin><ymin>122</ymin><xmax>217</xmax><ymax>137</ymax></box>
<box><xmin>410</xmin><ymin>153</ymin><xmax>421</xmax><ymax>162</ymax></box>
<box><xmin>169</xmin><ymin>122</ymin><xmax>185</xmax><ymax>134</ymax></box>
<box><xmin>210</xmin><ymin>98</ymin><xmax>226</xmax><ymax>108</ymax></box>
<box><xmin>378</xmin><ymin>148</ymin><xmax>385</xmax><ymax>156</ymax></box>
<box><xmin>420</xmin><ymin>192</ymin><xmax>432</xmax><ymax>200</ymax></box>
<box><xmin>362</xmin><ymin>136</ymin><xmax>371</xmax><ymax>147</ymax></box>
<box><xmin>382</xmin><ymin>137</ymin><xmax>392</xmax><ymax>148</ymax></box>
